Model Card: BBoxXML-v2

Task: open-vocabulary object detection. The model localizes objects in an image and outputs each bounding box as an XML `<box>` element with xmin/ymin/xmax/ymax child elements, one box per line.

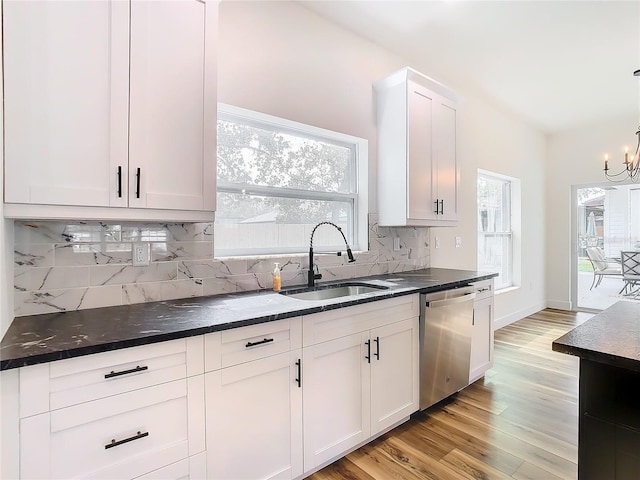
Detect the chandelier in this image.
<box><xmin>603</xmin><ymin>69</ymin><xmax>640</xmax><ymax>182</ymax></box>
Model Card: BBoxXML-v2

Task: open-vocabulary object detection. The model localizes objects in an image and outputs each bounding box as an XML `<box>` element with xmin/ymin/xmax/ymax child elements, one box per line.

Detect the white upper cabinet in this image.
<box><xmin>3</xmin><ymin>0</ymin><xmax>129</xmax><ymax>210</ymax></box>
<box><xmin>2</xmin><ymin>0</ymin><xmax>216</xmax><ymax>222</ymax></box>
<box><xmin>128</xmin><ymin>0</ymin><xmax>215</xmax><ymax>213</ymax></box>
<box><xmin>376</xmin><ymin>67</ymin><xmax>459</xmax><ymax>227</ymax></box>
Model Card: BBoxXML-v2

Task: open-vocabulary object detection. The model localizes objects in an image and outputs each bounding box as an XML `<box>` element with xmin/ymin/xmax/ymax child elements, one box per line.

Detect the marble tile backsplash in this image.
<box><xmin>13</xmin><ymin>215</ymin><xmax>429</xmax><ymax>316</ymax></box>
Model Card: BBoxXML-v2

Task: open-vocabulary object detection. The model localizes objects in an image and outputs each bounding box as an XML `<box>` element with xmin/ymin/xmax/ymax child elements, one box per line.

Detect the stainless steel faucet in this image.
<box><xmin>308</xmin><ymin>221</ymin><xmax>355</xmax><ymax>288</ymax></box>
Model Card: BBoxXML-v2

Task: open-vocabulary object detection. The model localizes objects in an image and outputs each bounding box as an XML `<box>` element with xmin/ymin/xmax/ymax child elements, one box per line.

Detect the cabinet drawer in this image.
<box><xmin>20</xmin><ymin>338</ymin><xmax>204</xmax><ymax>415</ymax></box>
<box><xmin>134</xmin><ymin>452</ymin><xmax>206</xmax><ymax>480</ymax></box>
<box><xmin>302</xmin><ymin>295</ymin><xmax>419</xmax><ymax>347</ymax></box>
<box><xmin>206</xmin><ymin>318</ymin><xmax>302</xmax><ymax>369</ymax></box>
<box><xmin>472</xmin><ymin>279</ymin><xmax>494</xmax><ymax>300</ymax></box>
<box><xmin>49</xmin><ymin>340</ymin><xmax>195</xmax><ymax>411</ymax></box>
<box><xmin>21</xmin><ymin>377</ymin><xmax>205</xmax><ymax>480</ymax></box>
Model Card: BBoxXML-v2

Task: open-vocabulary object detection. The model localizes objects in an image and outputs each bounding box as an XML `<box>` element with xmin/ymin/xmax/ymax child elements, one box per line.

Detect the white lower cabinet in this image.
<box><xmin>13</xmin><ymin>297</ymin><xmax>420</xmax><ymax>479</ymax></box>
<box><xmin>20</xmin><ymin>377</ymin><xmax>205</xmax><ymax>480</ymax></box>
<box><xmin>469</xmin><ymin>279</ymin><xmax>495</xmax><ymax>383</ymax></box>
<box><xmin>302</xmin><ymin>318</ymin><xmax>419</xmax><ymax>471</ymax></box>
<box><xmin>17</xmin><ymin>337</ymin><xmax>206</xmax><ymax>480</ymax></box>
<box><xmin>301</xmin><ymin>296</ymin><xmax>420</xmax><ymax>473</ymax></box>
<box><xmin>302</xmin><ymin>332</ymin><xmax>371</xmax><ymax>470</ymax></box>
<box><xmin>205</xmin><ymin>351</ymin><xmax>303</xmax><ymax>480</ymax></box>
<box><xmin>370</xmin><ymin>318</ymin><xmax>420</xmax><ymax>434</ymax></box>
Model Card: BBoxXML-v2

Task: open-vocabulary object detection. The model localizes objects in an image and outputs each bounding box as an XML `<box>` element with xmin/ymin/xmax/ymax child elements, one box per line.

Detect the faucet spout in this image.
<box><xmin>308</xmin><ymin>222</ymin><xmax>356</xmax><ymax>288</ymax></box>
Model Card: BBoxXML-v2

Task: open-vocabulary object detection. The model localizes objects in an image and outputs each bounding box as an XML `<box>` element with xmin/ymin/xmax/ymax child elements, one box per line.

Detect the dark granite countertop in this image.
<box><xmin>552</xmin><ymin>301</ymin><xmax>640</xmax><ymax>372</ymax></box>
<box><xmin>0</xmin><ymin>268</ymin><xmax>496</xmax><ymax>371</ymax></box>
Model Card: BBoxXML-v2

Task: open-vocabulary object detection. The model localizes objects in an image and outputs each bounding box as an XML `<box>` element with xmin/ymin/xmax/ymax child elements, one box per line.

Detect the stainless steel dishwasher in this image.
<box><xmin>419</xmin><ymin>286</ymin><xmax>476</xmax><ymax>410</ymax></box>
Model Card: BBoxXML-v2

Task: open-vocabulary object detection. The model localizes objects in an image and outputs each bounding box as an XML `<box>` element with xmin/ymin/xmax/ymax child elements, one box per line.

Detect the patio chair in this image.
<box><xmin>619</xmin><ymin>251</ymin><xmax>640</xmax><ymax>297</ymax></box>
<box><xmin>585</xmin><ymin>247</ymin><xmax>622</xmax><ymax>290</ymax></box>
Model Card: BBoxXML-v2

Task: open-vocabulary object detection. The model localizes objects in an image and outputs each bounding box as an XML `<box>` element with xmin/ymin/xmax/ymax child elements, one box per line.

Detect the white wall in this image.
<box><xmin>429</xmin><ymin>92</ymin><xmax>547</xmax><ymax>326</ymax></box>
<box><xmin>546</xmin><ymin>114</ymin><xmax>638</xmax><ymax>309</ymax></box>
<box><xmin>219</xmin><ymin>0</ymin><xmax>548</xmax><ymax>326</ymax></box>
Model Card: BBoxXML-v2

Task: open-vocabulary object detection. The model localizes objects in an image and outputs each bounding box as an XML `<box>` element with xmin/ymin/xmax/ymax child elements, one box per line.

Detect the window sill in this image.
<box><xmin>495</xmin><ymin>285</ymin><xmax>520</xmax><ymax>295</ymax></box>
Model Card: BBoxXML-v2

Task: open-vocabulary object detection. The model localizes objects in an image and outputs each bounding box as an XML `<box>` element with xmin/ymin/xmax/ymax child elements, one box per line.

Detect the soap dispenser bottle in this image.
<box><xmin>272</xmin><ymin>262</ymin><xmax>282</xmax><ymax>292</ymax></box>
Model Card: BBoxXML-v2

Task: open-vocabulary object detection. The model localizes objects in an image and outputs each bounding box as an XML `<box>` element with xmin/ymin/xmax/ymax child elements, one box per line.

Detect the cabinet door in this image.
<box><xmin>302</xmin><ymin>333</ymin><xmax>370</xmax><ymax>471</ymax></box>
<box><xmin>470</xmin><ymin>296</ymin><xmax>494</xmax><ymax>383</ymax></box>
<box><xmin>206</xmin><ymin>351</ymin><xmax>303</xmax><ymax>480</ymax></box>
<box><xmin>407</xmin><ymin>81</ymin><xmax>437</xmax><ymax>221</ymax></box>
<box><xmin>370</xmin><ymin>317</ymin><xmax>419</xmax><ymax>435</ymax></box>
<box><xmin>3</xmin><ymin>0</ymin><xmax>129</xmax><ymax>208</ymax></box>
<box><xmin>129</xmin><ymin>0</ymin><xmax>216</xmax><ymax>212</ymax></box>
<box><xmin>434</xmin><ymin>95</ymin><xmax>458</xmax><ymax>222</ymax></box>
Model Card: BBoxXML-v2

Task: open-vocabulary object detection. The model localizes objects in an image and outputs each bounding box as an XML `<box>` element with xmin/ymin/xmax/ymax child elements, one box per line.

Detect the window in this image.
<box><xmin>478</xmin><ymin>171</ymin><xmax>513</xmax><ymax>289</ymax></box>
<box><xmin>215</xmin><ymin>104</ymin><xmax>368</xmax><ymax>257</ymax></box>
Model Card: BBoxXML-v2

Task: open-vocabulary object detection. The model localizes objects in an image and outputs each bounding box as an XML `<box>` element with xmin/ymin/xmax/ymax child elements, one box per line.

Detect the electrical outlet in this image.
<box><xmin>133</xmin><ymin>243</ymin><xmax>150</xmax><ymax>266</ymax></box>
<box><xmin>455</xmin><ymin>236</ymin><xmax>462</xmax><ymax>248</ymax></box>
<box><xmin>393</xmin><ymin>237</ymin><xmax>401</xmax><ymax>251</ymax></box>
<box><xmin>435</xmin><ymin>236</ymin><xmax>440</xmax><ymax>249</ymax></box>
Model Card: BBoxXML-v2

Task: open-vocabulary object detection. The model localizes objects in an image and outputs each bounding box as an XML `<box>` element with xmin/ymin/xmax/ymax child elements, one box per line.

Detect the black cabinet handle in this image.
<box><xmin>104</xmin><ymin>365</ymin><xmax>148</xmax><ymax>379</ymax></box>
<box><xmin>105</xmin><ymin>431</ymin><xmax>149</xmax><ymax>450</ymax></box>
<box><xmin>135</xmin><ymin>167</ymin><xmax>141</xmax><ymax>198</ymax></box>
<box><xmin>472</xmin><ymin>310</ymin><xmax>475</xmax><ymax>326</ymax></box>
<box><xmin>245</xmin><ymin>338</ymin><xmax>274</xmax><ymax>348</ymax></box>
<box><xmin>365</xmin><ymin>339</ymin><xmax>371</xmax><ymax>363</ymax></box>
<box><xmin>117</xmin><ymin>166</ymin><xmax>122</xmax><ymax>198</ymax></box>
<box><xmin>295</xmin><ymin>359</ymin><xmax>301</xmax><ymax>388</ymax></box>
<box><xmin>434</xmin><ymin>199</ymin><xmax>439</xmax><ymax>214</ymax></box>
<box><xmin>374</xmin><ymin>336</ymin><xmax>380</xmax><ymax>360</ymax></box>
<box><xmin>439</xmin><ymin>199</ymin><xmax>444</xmax><ymax>215</ymax></box>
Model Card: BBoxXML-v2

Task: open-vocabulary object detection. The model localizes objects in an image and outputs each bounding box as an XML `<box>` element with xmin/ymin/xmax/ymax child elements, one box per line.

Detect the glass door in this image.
<box><xmin>574</xmin><ymin>184</ymin><xmax>640</xmax><ymax>310</ymax></box>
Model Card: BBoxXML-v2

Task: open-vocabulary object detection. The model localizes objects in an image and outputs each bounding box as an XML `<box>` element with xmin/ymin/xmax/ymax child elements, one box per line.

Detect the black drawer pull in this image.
<box><xmin>105</xmin><ymin>431</ymin><xmax>149</xmax><ymax>450</ymax></box>
<box><xmin>104</xmin><ymin>365</ymin><xmax>148</xmax><ymax>379</ymax></box>
<box><xmin>295</xmin><ymin>359</ymin><xmax>301</xmax><ymax>388</ymax></box>
<box><xmin>477</xmin><ymin>287</ymin><xmax>491</xmax><ymax>293</ymax></box>
<box><xmin>374</xmin><ymin>336</ymin><xmax>380</xmax><ymax>360</ymax></box>
<box><xmin>117</xmin><ymin>166</ymin><xmax>122</xmax><ymax>198</ymax></box>
<box><xmin>135</xmin><ymin>167</ymin><xmax>141</xmax><ymax>198</ymax></box>
<box><xmin>245</xmin><ymin>338</ymin><xmax>274</xmax><ymax>348</ymax></box>
<box><xmin>365</xmin><ymin>339</ymin><xmax>371</xmax><ymax>363</ymax></box>
<box><xmin>433</xmin><ymin>199</ymin><xmax>439</xmax><ymax>214</ymax></box>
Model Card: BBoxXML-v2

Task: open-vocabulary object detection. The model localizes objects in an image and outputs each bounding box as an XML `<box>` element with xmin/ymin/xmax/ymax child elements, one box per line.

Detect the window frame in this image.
<box><xmin>215</xmin><ymin>103</ymin><xmax>369</xmax><ymax>257</ymax></box>
<box><xmin>477</xmin><ymin>170</ymin><xmax>514</xmax><ymax>290</ymax></box>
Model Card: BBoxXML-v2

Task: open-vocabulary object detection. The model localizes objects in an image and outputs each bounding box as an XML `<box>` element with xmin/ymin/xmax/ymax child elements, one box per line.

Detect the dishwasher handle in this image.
<box><xmin>425</xmin><ymin>292</ymin><xmax>476</xmax><ymax>308</ymax></box>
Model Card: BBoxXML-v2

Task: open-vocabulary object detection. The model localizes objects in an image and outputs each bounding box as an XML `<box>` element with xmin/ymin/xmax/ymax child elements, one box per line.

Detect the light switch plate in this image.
<box><xmin>393</xmin><ymin>237</ymin><xmax>401</xmax><ymax>251</ymax></box>
<box><xmin>455</xmin><ymin>236</ymin><xmax>462</xmax><ymax>248</ymax></box>
<box><xmin>435</xmin><ymin>236</ymin><xmax>440</xmax><ymax>249</ymax></box>
<box><xmin>133</xmin><ymin>243</ymin><xmax>150</xmax><ymax>266</ymax></box>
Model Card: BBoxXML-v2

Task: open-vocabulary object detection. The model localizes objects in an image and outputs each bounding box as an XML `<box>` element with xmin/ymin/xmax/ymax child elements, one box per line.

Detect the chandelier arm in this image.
<box><xmin>603</xmin><ymin>71</ymin><xmax>640</xmax><ymax>183</ymax></box>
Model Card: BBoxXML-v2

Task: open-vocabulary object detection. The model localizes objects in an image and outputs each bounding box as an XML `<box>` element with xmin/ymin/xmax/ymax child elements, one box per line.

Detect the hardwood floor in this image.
<box><xmin>308</xmin><ymin>309</ymin><xmax>593</xmax><ymax>480</ymax></box>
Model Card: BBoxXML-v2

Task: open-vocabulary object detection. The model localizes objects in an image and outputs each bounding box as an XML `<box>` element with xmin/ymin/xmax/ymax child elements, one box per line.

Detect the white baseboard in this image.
<box><xmin>546</xmin><ymin>299</ymin><xmax>572</xmax><ymax>311</ymax></box>
<box><xmin>494</xmin><ymin>300</ymin><xmax>547</xmax><ymax>330</ymax></box>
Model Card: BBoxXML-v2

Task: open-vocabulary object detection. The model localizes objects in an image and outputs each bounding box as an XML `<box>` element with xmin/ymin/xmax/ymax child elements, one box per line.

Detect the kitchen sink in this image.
<box><xmin>279</xmin><ymin>282</ymin><xmax>389</xmax><ymax>301</ymax></box>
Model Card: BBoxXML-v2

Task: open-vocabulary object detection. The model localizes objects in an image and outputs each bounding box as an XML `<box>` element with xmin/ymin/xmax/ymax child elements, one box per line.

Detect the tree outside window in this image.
<box><xmin>216</xmin><ymin>104</ymin><xmax>368</xmax><ymax>257</ymax></box>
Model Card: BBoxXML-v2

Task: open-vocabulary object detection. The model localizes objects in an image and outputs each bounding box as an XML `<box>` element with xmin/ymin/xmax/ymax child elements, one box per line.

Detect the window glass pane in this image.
<box><xmin>478</xmin><ymin>176</ymin><xmax>511</xmax><ymax>232</ymax></box>
<box><xmin>217</xmin><ymin>119</ymin><xmax>353</xmax><ymax>194</ymax></box>
<box><xmin>478</xmin><ymin>233</ymin><xmax>512</xmax><ymax>289</ymax></box>
<box><xmin>478</xmin><ymin>172</ymin><xmax>513</xmax><ymax>290</ymax></box>
<box><xmin>216</xmin><ymin>192</ymin><xmax>351</xmax><ymax>255</ymax></box>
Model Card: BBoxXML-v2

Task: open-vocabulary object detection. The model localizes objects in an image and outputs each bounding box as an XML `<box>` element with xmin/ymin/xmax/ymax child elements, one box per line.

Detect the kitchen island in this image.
<box><xmin>552</xmin><ymin>301</ymin><xmax>640</xmax><ymax>480</ymax></box>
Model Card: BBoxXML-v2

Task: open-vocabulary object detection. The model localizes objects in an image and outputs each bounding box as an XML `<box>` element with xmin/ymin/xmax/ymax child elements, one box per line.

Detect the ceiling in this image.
<box><xmin>301</xmin><ymin>0</ymin><xmax>640</xmax><ymax>134</ymax></box>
